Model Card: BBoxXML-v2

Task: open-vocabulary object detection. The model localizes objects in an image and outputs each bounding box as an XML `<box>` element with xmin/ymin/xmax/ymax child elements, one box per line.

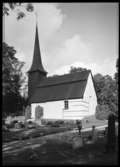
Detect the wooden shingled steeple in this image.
<box><xmin>28</xmin><ymin>24</ymin><xmax>47</xmax><ymax>74</ymax></box>
<box><xmin>28</xmin><ymin>21</ymin><xmax>47</xmax><ymax>101</ymax></box>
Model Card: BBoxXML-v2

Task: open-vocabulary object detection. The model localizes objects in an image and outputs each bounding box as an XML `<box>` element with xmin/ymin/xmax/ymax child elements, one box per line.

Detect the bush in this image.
<box><xmin>2</xmin><ymin>119</ymin><xmax>5</xmax><ymax>125</ymax></box>
<box><xmin>44</xmin><ymin>120</ymin><xmax>64</xmax><ymax>127</ymax></box>
<box><xmin>46</xmin><ymin>121</ymin><xmax>54</xmax><ymax>126</ymax></box>
<box><xmin>25</xmin><ymin>120</ymin><xmax>36</xmax><ymax>129</ymax></box>
<box><xmin>14</xmin><ymin>122</ymin><xmax>21</xmax><ymax>129</ymax></box>
<box><xmin>41</xmin><ymin>119</ymin><xmax>76</xmax><ymax>129</ymax></box>
<box><xmin>14</xmin><ymin>121</ymin><xmax>25</xmax><ymax>129</ymax></box>
<box><xmin>6</xmin><ymin>120</ymin><xmax>19</xmax><ymax>129</ymax></box>
<box><xmin>51</xmin><ymin>121</ymin><xmax>60</xmax><ymax>127</ymax></box>
<box><xmin>2</xmin><ymin>125</ymin><xmax>9</xmax><ymax>132</ymax></box>
<box><xmin>55</xmin><ymin>120</ymin><xmax>64</xmax><ymax>125</ymax></box>
<box><xmin>19</xmin><ymin>122</ymin><xmax>25</xmax><ymax>128</ymax></box>
<box><xmin>27</xmin><ymin>120</ymin><xmax>33</xmax><ymax>124</ymax></box>
<box><xmin>63</xmin><ymin>120</ymin><xmax>76</xmax><ymax>129</ymax></box>
<box><xmin>13</xmin><ymin>120</ymin><xmax>19</xmax><ymax>124</ymax></box>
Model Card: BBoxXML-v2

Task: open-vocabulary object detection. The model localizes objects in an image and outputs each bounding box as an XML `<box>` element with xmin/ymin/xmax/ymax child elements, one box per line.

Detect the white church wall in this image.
<box><xmin>63</xmin><ymin>99</ymin><xmax>90</xmax><ymax>120</ymax></box>
<box><xmin>31</xmin><ymin>100</ymin><xmax>64</xmax><ymax>119</ymax></box>
<box><xmin>31</xmin><ymin>98</ymin><xmax>90</xmax><ymax>120</ymax></box>
<box><xmin>83</xmin><ymin>73</ymin><xmax>97</xmax><ymax>116</ymax></box>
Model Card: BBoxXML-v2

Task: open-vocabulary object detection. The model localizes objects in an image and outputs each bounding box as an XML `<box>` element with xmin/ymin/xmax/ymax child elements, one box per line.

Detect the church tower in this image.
<box><xmin>28</xmin><ymin>24</ymin><xmax>47</xmax><ymax>102</ymax></box>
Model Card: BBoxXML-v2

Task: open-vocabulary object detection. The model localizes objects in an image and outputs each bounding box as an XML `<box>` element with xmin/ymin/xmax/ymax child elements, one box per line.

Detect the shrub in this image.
<box><xmin>25</xmin><ymin>120</ymin><xmax>36</xmax><ymax>129</ymax></box>
<box><xmin>14</xmin><ymin>121</ymin><xmax>25</xmax><ymax>129</ymax></box>
<box><xmin>6</xmin><ymin>120</ymin><xmax>19</xmax><ymax>129</ymax></box>
<box><xmin>27</xmin><ymin>120</ymin><xmax>33</xmax><ymax>124</ymax></box>
<box><xmin>55</xmin><ymin>120</ymin><xmax>64</xmax><ymax>125</ymax></box>
<box><xmin>2</xmin><ymin>119</ymin><xmax>5</xmax><ymax>125</ymax></box>
<box><xmin>14</xmin><ymin>122</ymin><xmax>22</xmax><ymax>129</ymax></box>
<box><xmin>63</xmin><ymin>120</ymin><xmax>76</xmax><ymax>129</ymax></box>
<box><xmin>41</xmin><ymin>119</ymin><xmax>76</xmax><ymax>129</ymax></box>
<box><xmin>46</xmin><ymin>121</ymin><xmax>54</xmax><ymax>126</ymax></box>
<box><xmin>2</xmin><ymin>125</ymin><xmax>9</xmax><ymax>132</ymax></box>
<box><xmin>13</xmin><ymin>120</ymin><xmax>19</xmax><ymax>124</ymax></box>
<box><xmin>19</xmin><ymin>122</ymin><xmax>25</xmax><ymax>128</ymax></box>
<box><xmin>51</xmin><ymin>121</ymin><xmax>60</xmax><ymax>127</ymax></box>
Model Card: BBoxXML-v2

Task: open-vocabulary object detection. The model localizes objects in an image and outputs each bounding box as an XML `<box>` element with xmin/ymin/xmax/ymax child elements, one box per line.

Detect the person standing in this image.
<box><xmin>91</xmin><ymin>125</ymin><xmax>98</xmax><ymax>143</ymax></box>
<box><xmin>76</xmin><ymin>120</ymin><xmax>82</xmax><ymax>136</ymax></box>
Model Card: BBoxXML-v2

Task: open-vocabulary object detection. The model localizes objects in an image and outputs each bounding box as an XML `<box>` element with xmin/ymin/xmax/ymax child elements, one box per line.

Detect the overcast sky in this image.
<box><xmin>4</xmin><ymin>3</ymin><xmax>118</xmax><ymax>78</ymax></box>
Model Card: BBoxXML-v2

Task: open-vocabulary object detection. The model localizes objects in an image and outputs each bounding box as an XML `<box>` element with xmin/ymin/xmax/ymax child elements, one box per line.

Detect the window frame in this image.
<box><xmin>64</xmin><ymin>100</ymin><xmax>69</xmax><ymax>110</ymax></box>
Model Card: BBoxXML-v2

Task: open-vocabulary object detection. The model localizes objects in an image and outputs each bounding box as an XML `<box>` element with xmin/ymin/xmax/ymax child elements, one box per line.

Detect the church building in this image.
<box><xmin>28</xmin><ymin>24</ymin><xmax>98</xmax><ymax>120</ymax></box>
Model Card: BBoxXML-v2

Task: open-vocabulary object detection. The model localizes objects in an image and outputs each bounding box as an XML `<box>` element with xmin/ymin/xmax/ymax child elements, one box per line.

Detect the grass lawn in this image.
<box><xmin>3</xmin><ymin>116</ymin><xmax>118</xmax><ymax>165</ymax></box>
<box><xmin>3</xmin><ymin>129</ymin><xmax>118</xmax><ymax>165</ymax></box>
<box><xmin>82</xmin><ymin>115</ymin><xmax>108</xmax><ymax>129</ymax></box>
<box><xmin>2</xmin><ymin>126</ymin><xmax>72</xmax><ymax>143</ymax></box>
<box><xmin>3</xmin><ymin>114</ymin><xmax>108</xmax><ymax>143</ymax></box>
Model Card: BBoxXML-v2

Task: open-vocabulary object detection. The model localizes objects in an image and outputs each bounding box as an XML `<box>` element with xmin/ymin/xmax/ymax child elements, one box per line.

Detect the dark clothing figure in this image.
<box><xmin>91</xmin><ymin>125</ymin><xmax>96</xmax><ymax>136</ymax></box>
<box><xmin>91</xmin><ymin>125</ymin><xmax>98</xmax><ymax>142</ymax></box>
<box><xmin>105</xmin><ymin>114</ymin><xmax>116</xmax><ymax>152</ymax></box>
<box><xmin>76</xmin><ymin>120</ymin><xmax>82</xmax><ymax>135</ymax></box>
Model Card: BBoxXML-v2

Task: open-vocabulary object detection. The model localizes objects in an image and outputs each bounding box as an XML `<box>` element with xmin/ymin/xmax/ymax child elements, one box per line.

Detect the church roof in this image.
<box><xmin>29</xmin><ymin>70</ymin><xmax>91</xmax><ymax>103</ymax></box>
<box><xmin>28</xmin><ymin>25</ymin><xmax>47</xmax><ymax>74</ymax></box>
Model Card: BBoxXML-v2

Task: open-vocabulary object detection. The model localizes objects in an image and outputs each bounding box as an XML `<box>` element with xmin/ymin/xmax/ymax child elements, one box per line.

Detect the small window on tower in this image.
<box><xmin>64</xmin><ymin>100</ymin><xmax>69</xmax><ymax>109</ymax></box>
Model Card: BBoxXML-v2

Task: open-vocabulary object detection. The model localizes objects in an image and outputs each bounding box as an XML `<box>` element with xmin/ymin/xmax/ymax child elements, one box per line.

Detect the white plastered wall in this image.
<box><xmin>31</xmin><ymin>99</ymin><xmax>89</xmax><ymax>120</ymax></box>
<box><xmin>83</xmin><ymin>73</ymin><xmax>97</xmax><ymax>116</ymax></box>
<box><xmin>63</xmin><ymin>98</ymin><xmax>89</xmax><ymax>120</ymax></box>
<box><xmin>31</xmin><ymin>101</ymin><xmax>64</xmax><ymax>119</ymax></box>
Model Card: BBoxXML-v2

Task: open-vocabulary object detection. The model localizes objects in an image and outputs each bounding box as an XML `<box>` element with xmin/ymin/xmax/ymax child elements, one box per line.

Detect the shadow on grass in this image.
<box><xmin>3</xmin><ymin>138</ymin><xmax>118</xmax><ymax>165</ymax></box>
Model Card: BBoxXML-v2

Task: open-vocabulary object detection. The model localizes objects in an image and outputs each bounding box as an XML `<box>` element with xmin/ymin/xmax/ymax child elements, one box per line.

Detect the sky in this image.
<box><xmin>4</xmin><ymin>3</ymin><xmax>118</xmax><ymax>79</ymax></box>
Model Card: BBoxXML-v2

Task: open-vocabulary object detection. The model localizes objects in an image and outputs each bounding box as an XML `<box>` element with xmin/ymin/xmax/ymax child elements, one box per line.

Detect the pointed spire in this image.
<box><xmin>28</xmin><ymin>22</ymin><xmax>47</xmax><ymax>74</ymax></box>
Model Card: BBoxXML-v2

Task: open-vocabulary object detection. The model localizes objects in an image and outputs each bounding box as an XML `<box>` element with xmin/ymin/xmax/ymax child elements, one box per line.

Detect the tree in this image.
<box><xmin>69</xmin><ymin>66</ymin><xmax>88</xmax><ymax>74</ymax></box>
<box><xmin>114</xmin><ymin>58</ymin><xmax>118</xmax><ymax>84</ymax></box>
<box><xmin>2</xmin><ymin>42</ymin><xmax>25</xmax><ymax>117</ymax></box>
<box><xmin>3</xmin><ymin>3</ymin><xmax>34</xmax><ymax>20</ymax></box>
<box><xmin>114</xmin><ymin>58</ymin><xmax>118</xmax><ymax>112</ymax></box>
<box><xmin>94</xmin><ymin>74</ymin><xmax>118</xmax><ymax>119</ymax></box>
<box><xmin>93</xmin><ymin>74</ymin><xmax>106</xmax><ymax>104</ymax></box>
<box><xmin>95</xmin><ymin>104</ymin><xmax>110</xmax><ymax>120</ymax></box>
<box><xmin>94</xmin><ymin>75</ymin><xmax>117</xmax><ymax>153</ymax></box>
<box><xmin>2</xmin><ymin>42</ymin><xmax>24</xmax><ymax>95</ymax></box>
